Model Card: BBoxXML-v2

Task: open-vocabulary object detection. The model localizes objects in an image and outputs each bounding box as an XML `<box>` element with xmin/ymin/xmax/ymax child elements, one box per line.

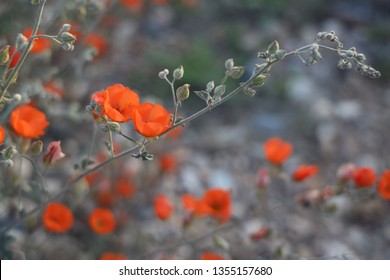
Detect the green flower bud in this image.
<box><xmin>213</xmin><ymin>85</ymin><xmax>226</xmax><ymax>98</ymax></box>
<box><xmin>61</xmin><ymin>43</ymin><xmax>74</xmax><ymax>51</ymax></box>
<box><xmin>251</xmin><ymin>74</ymin><xmax>269</xmax><ymax>88</ymax></box>
<box><xmin>0</xmin><ymin>45</ymin><xmax>10</xmax><ymax>65</ymax></box>
<box><xmin>206</xmin><ymin>81</ymin><xmax>215</xmax><ymax>92</ymax></box>
<box><xmin>29</xmin><ymin>140</ymin><xmax>43</xmax><ymax>156</ymax></box>
<box><xmin>2</xmin><ymin>146</ymin><xmax>17</xmax><ymax>160</ymax></box>
<box><xmin>59</xmin><ymin>32</ymin><xmax>77</xmax><ymax>44</ymax></box>
<box><xmin>106</xmin><ymin>121</ymin><xmax>121</xmax><ymax>133</ymax></box>
<box><xmin>13</xmin><ymin>93</ymin><xmax>22</xmax><ymax>102</ymax></box>
<box><xmin>16</xmin><ymin>34</ymin><xmax>28</xmax><ymax>52</ymax></box>
<box><xmin>173</xmin><ymin>65</ymin><xmax>184</xmax><ymax>80</ymax></box>
<box><xmin>267</xmin><ymin>40</ymin><xmax>280</xmax><ymax>54</ymax></box>
<box><xmin>176</xmin><ymin>84</ymin><xmax>190</xmax><ymax>102</ymax></box>
<box><xmin>274</xmin><ymin>49</ymin><xmax>287</xmax><ymax>60</ymax></box>
<box><xmin>225</xmin><ymin>58</ymin><xmax>234</xmax><ymax>70</ymax></box>
<box><xmin>59</xmin><ymin>24</ymin><xmax>72</xmax><ymax>33</ymax></box>
<box><xmin>228</xmin><ymin>66</ymin><xmax>245</xmax><ymax>79</ymax></box>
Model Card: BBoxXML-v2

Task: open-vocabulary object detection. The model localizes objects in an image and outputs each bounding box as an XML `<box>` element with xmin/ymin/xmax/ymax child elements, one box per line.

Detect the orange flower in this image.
<box><xmin>292</xmin><ymin>164</ymin><xmax>318</xmax><ymax>182</ymax></box>
<box><xmin>99</xmin><ymin>252</ymin><xmax>127</xmax><ymax>260</ymax></box>
<box><xmin>90</xmin><ymin>90</ymin><xmax>106</xmax><ymax>118</ymax></box>
<box><xmin>10</xmin><ymin>104</ymin><xmax>49</xmax><ymax>138</ymax></box>
<box><xmin>42</xmin><ymin>202</ymin><xmax>74</xmax><ymax>233</ymax></box>
<box><xmin>8</xmin><ymin>47</ymin><xmax>21</xmax><ymax>68</ymax></box>
<box><xmin>263</xmin><ymin>137</ymin><xmax>292</xmax><ymax>165</ymax></box>
<box><xmin>132</xmin><ymin>102</ymin><xmax>171</xmax><ymax>138</ymax></box>
<box><xmin>166</xmin><ymin>126</ymin><xmax>183</xmax><ymax>140</ymax></box>
<box><xmin>181</xmin><ymin>194</ymin><xmax>198</xmax><ymax>212</ymax></box>
<box><xmin>0</xmin><ymin>125</ymin><xmax>5</xmax><ymax>144</ymax></box>
<box><xmin>197</xmin><ymin>188</ymin><xmax>232</xmax><ymax>223</ymax></box>
<box><xmin>43</xmin><ymin>81</ymin><xmax>64</xmax><ymax>98</ymax></box>
<box><xmin>201</xmin><ymin>252</ymin><xmax>224</xmax><ymax>260</ymax></box>
<box><xmin>353</xmin><ymin>167</ymin><xmax>376</xmax><ymax>188</ymax></box>
<box><xmin>154</xmin><ymin>195</ymin><xmax>173</xmax><ymax>220</ymax></box>
<box><xmin>89</xmin><ymin>208</ymin><xmax>116</xmax><ymax>234</ymax></box>
<box><xmin>85</xmin><ymin>33</ymin><xmax>108</xmax><ymax>59</ymax></box>
<box><xmin>23</xmin><ymin>27</ymin><xmax>51</xmax><ymax>54</ymax></box>
<box><xmin>103</xmin><ymin>84</ymin><xmax>140</xmax><ymax>122</ymax></box>
<box><xmin>115</xmin><ymin>178</ymin><xmax>136</xmax><ymax>198</ymax></box>
<box><xmin>159</xmin><ymin>153</ymin><xmax>178</xmax><ymax>173</ymax></box>
<box><xmin>377</xmin><ymin>170</ymin><xmax>390</xmax><ymax>200</ymax></box>
<box><xmin>120</xmin><ymin>0</ymin><xmax>143</xmax><ymax>12</ymax></box>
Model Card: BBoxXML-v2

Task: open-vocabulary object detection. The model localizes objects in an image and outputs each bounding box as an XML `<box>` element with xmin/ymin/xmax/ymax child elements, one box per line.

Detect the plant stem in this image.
<box><xmin>0</xmin><ymin>0</ymin><xmax>47</xmax><ymax>102</ymax></box>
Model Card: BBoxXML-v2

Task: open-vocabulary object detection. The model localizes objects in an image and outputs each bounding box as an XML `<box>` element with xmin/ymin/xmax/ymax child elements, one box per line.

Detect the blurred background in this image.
<box><xmin>0</xmin><ymin>0</ymin><xmax>390</xmax><ymax>259</ymax></box>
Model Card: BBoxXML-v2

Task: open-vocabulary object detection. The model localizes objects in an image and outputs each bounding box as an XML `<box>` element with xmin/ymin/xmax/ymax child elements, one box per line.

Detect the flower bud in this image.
<box><xmin>2</xmin><ymin>146</ymin><xmax>17</xmax><ymax>160</ymax></box>
<box><xmin>255</xmin><ymin>167</ymin><xmax>270</xmax><ymax>189</ymax></box>
<box><xmin>224</xmin><ymin>58</ymin><xmax>234</xmax><ymax>70</ymax></box>
<box><xmin>337</xmin><ymin>163</ymin><xmax>356</xmax><ymax>183</ymax></box>
<box><xmin>213</xmin><ymin>235</ymin><xmax>230</xmax><ymax>251</ymax></box>
<box><xmin>267</xmin><ymin>40</ymin><xmax>280</xmax><ymax>54</ymax></box>
<box><xmin>158</xmin><ymin>69</ymin><xmax>169</xmax><ymax>79</ymax></box>
<box><xmin>59</xmin><ymin>31</ymin><xmax>77</xmax><ymax>44</ymax></box>
<box><xmin>206</xmin><ymin>81</ymin><xmax>215</xmax><ymax>92</ymax></box>
<box><xmin>176</xmin><ymin>84</ymin><xmax>190</xmax><ymax>102</ymax></box>
<box><xmin>13</xmin><ymin>93</ymin><xmax>22</xmax><ymax>102</ymax></box>
<box><xmin>0</xmin><ymin>45</ymin><xmax>10</xmax><ymax>65</ymax></box>
<box><xmin>213</xmin><ymin>85</ymin><xmax>225</xmax><ymax>98</ymax></box>
<box><xmin>43</xmin><ymin>141</ymin><xmax>66</xmax><ymax>167</ymax></box>
<box><xmin>31</xmin><ymin>0</ymin><xmax>40</xmax><ymax>5</ymax></box>
<box><xmin>228</xmin><ymin>66</ymin><xmax>245</xmax><ymax>79</ymax></box>
<box><xmin>251</xmin><ymin>74</ymin><xmax>269</xmax><ymax>88</ymax></box>
<box><xmin>173</xmin><ymin>65</ymin><xmax>184</xmax><ymax>80</ymax></box>
<box><xmin>106</xmin><ymin>121</ymin><xmax>121</xmax><ymax>133</ymax></box>
<box><xmin>59</xmin><ymin>23</ymin><xmax>72</xmax><ymax>34</ymax></box>
<box><xmin>20</xmin><ymin>138</ymin><xmax>31</xmax><ymax>154</ymax></box>
<box><xmin>29</xmin><ymin>140</ymin><xmax>43</xmax><ymax>156</ymax></box>
<box><xmin>61</xmin><ymin>43</ymin><xmax>74</xmax><ymax>51</ymax></box>
<box><xmin>274</xmin><ymin>49</ymin><xmax>287</xmax><ymax>60</ymax></box>
<box><xmin>16</xmin><ymin>34</ymin><xmax>28</xmax><ymax>52</ymax></box>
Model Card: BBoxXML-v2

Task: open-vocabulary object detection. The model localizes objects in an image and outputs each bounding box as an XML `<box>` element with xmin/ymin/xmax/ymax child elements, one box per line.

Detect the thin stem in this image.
<box><xmin>87</xmin><ymin>125</ymin><xmax>98</xmax><ymax>161</ymax></box>
<box><xmin>22</xmin><ymin>155</ymin><xmax>48</xmax><ymax>197</ymax></box>
<box><xmin>165</xmin><ymin>77</ymin><xmax>178</xmax><ymax>125</ymax></box>
<box><xmin>32</xmin><ymin>34</ymin><xmax>62</xmax><ymax>45</ymax></box>
<box><xmin>220</xmin><ymin>73</ymin><xmax>229</xmax><ymax>85</ymax></box>
<box><xmin>0</xmin><ymin>0</ymin><xmax>47</xmax><ymax>102</ymax></box>
<box><xmin>317</xmin><ymin>44</ymin><xmax>340</xmax><ymax>52</ymax></box>
<box><xmin>118</xmin><ymin>130</ymin><xmax>142</xmax><ymax>145</ymax></box>
<box><xmin>108</xmin><ymin>130</ymin><xmax>115</xmax><ymax>157</ymax></box>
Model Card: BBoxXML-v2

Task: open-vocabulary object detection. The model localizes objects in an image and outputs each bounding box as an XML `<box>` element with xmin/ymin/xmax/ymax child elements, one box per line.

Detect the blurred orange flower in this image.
<box><xmin>292</xmin><ymin>164</ymin><xmax>318</xmax><ymax>182</ymax></box>
<box><xmin>197</xmin><ymin>188</ymin><xmax>231</xmax><ymax>223</ymax></box>
<box><xmin>42</xmin><ymin>202</ymin><xmax>74</xmax><ymax>233</ymax></box>
<box><xmin>104</xmin><ymin>84</ymin><xmax>140</xmax><ymax>122</ymax></box>
<box><xmin>154</xmin><ymin>195</ymin><xmax>173</xmax><ymax>220</ymax></box>
<box><xmin>8</xmin><ymin>47</ymin><xmax>21</xmax><ymax>68</ymax></box>
<box><xmin>353</xmin><ymin>167</ymin><xmax>376</xmax><ymax>188</ymax></box>
<box><xmin>99</xmin><ymin>252</ymin><xmax>127</xmax><ymax>260</ymax></box>
<box><xmin>120</xmin><ymin>0</ymin><xmax>143</xmax><ymax>12</ymax></box>
<box><xmin>85</xmin><ymin>33</ymin><xmax>108</xmax><ymax>59</ymax></box>
<box><xmin>201</xmin><ymin>252</ymin><xmax>224</xmax><ymax>260</ymax></box>
<box><xmin>132</xmin><ymin>102</ymin><xmax>171</xmax><ymax>138</ymax></box>
<box><xmin>159</xmin><ymin>153</ymin><xmax>178</xmax><ymax>173</ymax></box>
<box><xmin>23</xmin><ymin>27</ymin><xmax>51</xmax><ymax>54</ymax></box>
<box><xmin>0</xmin><ymin>125</ymin><xmax>5</xmax><ymax>144</ymax></box>
<box><xmin>378</xmin><ymin>170</ymin><xmax>390</xmax><ymax>200</ymax></box>
<box><xmin>10</xmin><ymin>104</ymin><xmax>49</xmax><ymax>138</ymax></box>
<box><xmin>90</xmin><ymin>90</ymin><xmax>106</xmax><ymax>118</ymax></box>
<box><xmin>181</xmin><ymin>194</ymin><xmax>198</xmax><ymax>212</ymax></box>
<box><xmin>89</xmin><ymin>208</ymin><xmax>116</xmax><ymax>234</ymax></box>
<box><xmin>263</xmin><ymin>137</ymin><xmax>292</xmax><ymax>165</ymax></box>
<box><xmin>115</xmin><ymin>178</ymin><xmax>136</xmax><ymax>198</ymax></box>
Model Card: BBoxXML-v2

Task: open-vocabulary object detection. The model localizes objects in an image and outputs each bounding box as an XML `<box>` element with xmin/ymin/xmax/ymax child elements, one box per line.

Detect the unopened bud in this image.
<box><xmin>158</xmin><ymin>69</ymin><xmax>169</xmax><ymax>79</ymax></box>
<box><xmin>213</xmin><ymin>85</ymin><xmax>225</xmax><ymax>98</ymax></box>
<box><xmin>59</xmin><ymin>23</ymin><xmax>72</xmax><ymax>34</ymax></box>
<box><xmin>206</xmin><ymin>81</ymin><xmax>215</xmax><ymax>92</ymax></box>
<box><xmin>255</xmin><ymin>167</ymin><xmax>270</xmax><ymax>189</ymax></box>
<box><xmin>20</xmin><ymin>138</ymin><xmax>31</xmax><ymax>154</ymax></box>
<box><xmin>356</xmin><ymin>53</ymin><xmax>366</xmax><ymax>63</ymax></box>
<box><xmin>213</xmin><ymin>235</ymin><xmax>230</xmax><ymax>251</ymax></box>
<box><xmin>228</xmin><ymin>66</ymin><xmax>245</xmax><ymax>79</ymax></box>
<box><xmin>2</xmin><ymin>146</ymin><xmax>17</xmax><ymax>160</ymax></box>
<box><xmin>13</xmin><ymin>93</ymin><xmax>22</xmax><ymax>102</ymax></box>
<box><xmin>337</xmin><ymin>163</ymin><xmax>356</xmax><ymax>183</ymax></box>
<box><xmin>243</xmin><ymin>86</ymin><xmax>256</xmax><ymax>97</ymax></box>
<box><xmin>274</xmin><ymin>49</ymin><xmax>287</xmax><ymax>60</ymax></box>
<box><xmin>106</xmin><ymin>121</ymin><xmax>121</xmax><ymax>133</ymax></box>
<box><xmin>251</xmin><ymin>74</ymin><xmax>269</xmax><ymax>88</ymax></box>
<box><xmin>0</xmin><ymin>45</ymin><xmax>10</xmax><ymax>65</ymax></box>
<box><xmin>267</xmin><ymin>40</ymin><xmax>280</xmax><ymax>54</ymax></box>
<box><xmin>16</xmin><ymin>34</ymin><xmax>28</xmax><ymax>51</ymax></box>
<box><xmin>31</xmin><ymin>0</ymin><xmax>40</xmax><ymax>5</ymax></box>
<box><xmin>224</xmin><ymin>58</ymin><xmax>234</xmax><ymax>70</ymax></box>
<box><xmin>29</xmin><ymin>140</ymin><xmax>43</xmax><ymax>156</ymax></box>
<box><xmin>176</xmin><ymin>84</ymin><xmax>190</xmax><ymax>102</ymax></box>
<box><xmin>59</xmin><ymin>31</ymin><xmax>77</xmax><ymax>44</ymax></box>
<box><xmin>173</xmin><ymin>65</ymin><xmax>184</xmax><ymax>80</ymax></box>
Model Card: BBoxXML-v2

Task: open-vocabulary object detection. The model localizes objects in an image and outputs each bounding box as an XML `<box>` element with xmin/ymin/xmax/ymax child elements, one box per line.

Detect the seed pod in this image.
<box><xmin>173</xmin><ymin>65</ymin><xmax>184</xmax><ymax>80</ymax></box>
<box><xmin>224</xmin><ymin>58</ymin><xmax>234</xmax><ymax>70</ymax></box>
<box><xmin>267</xmin><ymin>40</ymin><xmax>280</xmax><ymax>54</ymax></box>
<box><xmin>228</xmin><ymin>66</ymin><xmax>245</xmax><ymax>79</ymax></box>
<box><xmin>176</xmin><ymin>84</ymin><xmax>190</xmax><ymax>102</ymax></box>
<box><xmin>213</xmin><ymin>85</ymin><xmax>226</xmax><ymax>98</ymax></box>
